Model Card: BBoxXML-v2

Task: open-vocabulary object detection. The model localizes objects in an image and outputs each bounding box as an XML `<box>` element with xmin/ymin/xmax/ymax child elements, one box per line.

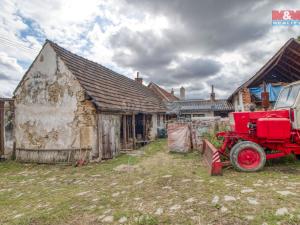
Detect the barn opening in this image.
<box><xmin>120</xmin><ymin>113</ymin><xmax>153</xmax><ymax>151</ymax></box>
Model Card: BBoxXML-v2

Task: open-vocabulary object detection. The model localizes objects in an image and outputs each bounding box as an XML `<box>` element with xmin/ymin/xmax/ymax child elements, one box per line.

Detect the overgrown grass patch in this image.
<box><xmin>0</xmin><ymin>138</ymin><xmax>300</xmax><ymax>225</ymax></box>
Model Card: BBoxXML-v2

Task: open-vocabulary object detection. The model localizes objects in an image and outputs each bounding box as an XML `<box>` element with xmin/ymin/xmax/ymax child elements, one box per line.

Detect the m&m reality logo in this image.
<box><xmin>272</xmin><ymin>10</ymin><xmax>300</xmax><ymax>26</ymax></box>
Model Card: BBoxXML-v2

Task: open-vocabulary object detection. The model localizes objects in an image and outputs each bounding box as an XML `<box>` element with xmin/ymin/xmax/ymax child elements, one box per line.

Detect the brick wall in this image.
<box><xmin>241</xmin><ymin>87</ymin><xmax>251</xmax><ymax>104</ymax></box>
<box><xmin>241</xmin><ymin>87</ymin><xmax>252</xmax><ymax>111</ymax></box>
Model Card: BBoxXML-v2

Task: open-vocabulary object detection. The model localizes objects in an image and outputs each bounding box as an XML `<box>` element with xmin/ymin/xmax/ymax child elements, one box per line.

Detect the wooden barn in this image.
<box><xmin>13</xmin><ymin>40</ymin><xmax>166</xmax><ymax>163</ymax></box>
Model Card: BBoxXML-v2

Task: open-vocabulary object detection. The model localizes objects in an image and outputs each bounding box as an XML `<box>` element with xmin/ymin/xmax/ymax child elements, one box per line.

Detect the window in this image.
<box><xmin>275</xmin><ymin>84</ymin><xmax>300</xmax><ymax>108</ymax></box>
<box><xmin>192</xmin><ymin>114</ymin><xmax>205</xmax><ymax>117</ymax></box>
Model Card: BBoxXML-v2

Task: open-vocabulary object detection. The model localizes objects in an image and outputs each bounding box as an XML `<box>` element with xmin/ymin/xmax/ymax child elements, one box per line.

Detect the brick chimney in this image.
<box><xmin>210</xmin><ymin>85</ymin><xmax>216</xmax><ymax>102</ymax></box>
<box><xmin>135</xmin><ymin>72</ymin><xmax>143</xmax><ymax>84</ymax></box>
<box><xmin>171</xmin><ymin>88</ymin><xmax>174</xmax><ymax>95</ymax></box>
<box><xmin>180</xmin><ymin>86</ymin><xmax>185</xmax><ymax>100</ymax></box>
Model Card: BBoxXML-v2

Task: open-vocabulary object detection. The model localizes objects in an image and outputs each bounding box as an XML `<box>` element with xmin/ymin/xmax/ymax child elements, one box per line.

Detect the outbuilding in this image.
<box><xmin>13</xmin><ymin>40</ymin><xmax>166</xmax><ymax>163</ymax></box>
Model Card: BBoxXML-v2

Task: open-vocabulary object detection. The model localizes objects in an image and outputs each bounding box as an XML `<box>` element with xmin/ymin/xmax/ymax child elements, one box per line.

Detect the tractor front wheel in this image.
<box><xmin>230</xmin><ymin>141</ymin><xmax>266</xmax><ymax>172</ymax></box>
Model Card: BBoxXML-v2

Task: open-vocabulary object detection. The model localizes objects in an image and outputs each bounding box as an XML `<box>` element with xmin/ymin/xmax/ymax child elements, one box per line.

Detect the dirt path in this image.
<box><xmin>0</xmin><ymin>139</ymin><xmax>300</xmax><ymax>225</ymax></box>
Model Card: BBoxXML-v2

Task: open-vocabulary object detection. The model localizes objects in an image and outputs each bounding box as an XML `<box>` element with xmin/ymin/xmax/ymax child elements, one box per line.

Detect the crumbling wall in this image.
<box><xmin>3</xmin><ymin>101</ymin><xmax>14</xmax><ymax>158</ymax></box>
<box><xmin>241</xmin><ymin>87</ymin><xmax>252</xmax><ymax>111</ymax></box>
<box><xmin>167</xmin><ymin>117</ymin><xmax>230</xmax><ymax>152</ymax></box>
<box><xmin>14</xmin><ymin>43</ymin><xmax>97</xmax><ymax>163</ymax></box>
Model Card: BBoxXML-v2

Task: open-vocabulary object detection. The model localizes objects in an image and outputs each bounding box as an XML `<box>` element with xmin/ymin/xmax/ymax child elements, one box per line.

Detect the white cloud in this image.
<box><xmin>0</xmin><ymin>0</ymin><xmax>299</xmax><ymax>99</ymax></box>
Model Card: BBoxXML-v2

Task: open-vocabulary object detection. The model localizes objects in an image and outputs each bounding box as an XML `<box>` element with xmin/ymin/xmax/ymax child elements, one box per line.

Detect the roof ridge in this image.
<box><xmin>45</xmin><ymin>40</ymin><xmax>166</xmax><ymax>112</ymax></box>
<box><xmin>48</xmin><ymin>40</ymin><xmax>162</xmax><ymax>93</ymax></box>
<box><xmin>47</xmin><ymin>40</ymin><xmax>121</xmax><ymax>76</ymax></box>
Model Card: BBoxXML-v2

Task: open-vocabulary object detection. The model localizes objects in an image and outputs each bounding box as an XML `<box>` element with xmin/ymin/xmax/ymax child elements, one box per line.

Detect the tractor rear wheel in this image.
<box><xmin>230</xmin><ymin>141</ymin><xmax>266</xmax><ymax>172</ymax></box>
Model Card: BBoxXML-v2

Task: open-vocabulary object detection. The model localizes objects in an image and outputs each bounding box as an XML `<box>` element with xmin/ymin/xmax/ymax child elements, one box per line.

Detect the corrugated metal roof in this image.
<box><xmin>47</xmin><ymin>40</ymin><xmax>166</xmax><ymax>113</ymax></box>
<box><xmin>167</xmin><ymin>99</ymin><xmax>233</xmax><ymax>114</ymax></box>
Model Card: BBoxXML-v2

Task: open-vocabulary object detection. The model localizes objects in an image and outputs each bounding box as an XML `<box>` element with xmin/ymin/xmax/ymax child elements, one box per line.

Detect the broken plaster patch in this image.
<box><xmin>154</xmin><ymin>208</ymin><xmax>164</xmax><ymax>215</ymax></box>
<box><xmin>220</xmin><ymin>206</ymin><xmax>228</xmax><ymax>213</ymax></box>
<box><xmin>102</xmin><ymin>215</ymin><xmax>114</xmax><ymax>223</ymax></box>
<box><xmin>276</xmin><ymin>191</ymin><xmax>296</xmax><ymax>196</ymax></box>
<box><xmin>162</xmin><ymin>174</ymin><xmax>172</xmax><ymax>178</ymax></box>
<box><xmin>212</xmin><ymin>195</ymin><xmax>219</xmax><ymax>205</ymax></box>
<box><xmin>224</xmin><ymin>195</ymin><xmax>236</xmax><ymax>201</ymax></box>
<box><xmin>169</xmin><ymin>204</ymin><xmax>181</xmax><ymax>211</ymax></box>
<box><xmin>247</xmin><ymin>197</ymin><xmax>259</xmax><ymax>205</ymax></box>
<box><xmin>241</xmin><ymin>188</ymin><xmax>254</xmax><ymax>193</ymax></box>
<box><xmin>276</xmin><ymin>208</ymin><xmax>289</xmax><ymax>216</ymax></box>
<box><xmin>185</xmin><ymin>197</ymin><xmax>196</xmax><ymax>203</ymax></box>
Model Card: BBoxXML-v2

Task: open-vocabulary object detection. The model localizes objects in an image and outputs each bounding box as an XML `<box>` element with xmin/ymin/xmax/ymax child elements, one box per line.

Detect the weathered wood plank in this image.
<box><xmin>16</xmin><ymin>148</ymin><xmax>91</xmax><ymax>164</ymax></box>
<box><xmin>123</xmin><ymin>115</ymin><xmax>127</xmax><ymax>149</ymax></box>
<box><xmin>132</xmin><ymin>113</ymin><xmax>136</xmax><ymax>149</ymax></box>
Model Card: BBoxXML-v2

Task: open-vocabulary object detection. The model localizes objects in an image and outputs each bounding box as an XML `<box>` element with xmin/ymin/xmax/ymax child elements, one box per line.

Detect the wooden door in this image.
<box><xmin>99</xmin><ymin>114</ymin><xmax>121</xmax><ymax>160</ymax></box>
<box><xmin>101</xmin><ymin>115</ymin><xmax>112</xmax><ymax>159</ymax></box>
<box><xmin>0</xmin><ymin>101</ymin><xmax>4</xmax><ymax>156</ymax></box>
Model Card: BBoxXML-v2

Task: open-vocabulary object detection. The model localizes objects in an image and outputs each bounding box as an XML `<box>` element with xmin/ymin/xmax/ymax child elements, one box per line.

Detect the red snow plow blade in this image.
<box><xmin>201</xmin><ymin>139</ymin><xmax>223</xmax><ymax>176</ymax></box>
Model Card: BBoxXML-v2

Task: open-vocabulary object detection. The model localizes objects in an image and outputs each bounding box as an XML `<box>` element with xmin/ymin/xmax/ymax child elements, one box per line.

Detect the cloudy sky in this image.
<box><xmin>0</xmin><ymin>0</ymin><xmax>299</xmax><ymax>99</ymax></box>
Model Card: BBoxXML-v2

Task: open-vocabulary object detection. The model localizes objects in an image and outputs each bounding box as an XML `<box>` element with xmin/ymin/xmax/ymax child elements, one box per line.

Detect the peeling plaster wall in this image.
<box><xmin>14</xmin><ymin>43</ymin><xmax>97</xmax><ymax>162</ymax></box>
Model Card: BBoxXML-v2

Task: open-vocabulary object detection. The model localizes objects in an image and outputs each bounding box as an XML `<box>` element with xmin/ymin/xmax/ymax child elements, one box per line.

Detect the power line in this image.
<box><xmin>0</xmin><ymin>35</ymin><xmax>40</xmax><ymax>54</ymax></box>
<box><xmin>0</xmin><ymin>40</ymin><xmax>39</xmax><ymax>53</ymax></box>
<box><xmin>0</xmin><ymin>42</ymin><xmax>38</xmax><ymax>55</ymax></box>
<box><xmin>0</xmin><ymin>35</ymin><xmax>41</xmax><ymax>50</ymax></box>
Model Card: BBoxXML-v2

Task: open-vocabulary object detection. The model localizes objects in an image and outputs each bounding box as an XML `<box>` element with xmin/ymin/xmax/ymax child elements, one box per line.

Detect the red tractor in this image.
<box><xmin>205</xmin><ymin>81</ymin><xmax>300</xmax><ymax>174</ymax></box>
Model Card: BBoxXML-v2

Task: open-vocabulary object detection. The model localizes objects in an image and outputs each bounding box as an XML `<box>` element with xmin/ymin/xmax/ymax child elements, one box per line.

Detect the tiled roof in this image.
<box><xmin>167</xmin><ymin>99</ymin><xmax>234</xmax><ymax>114</ymax></box>
<box><xmin>0</xmin><ymin>98</ymin><xmax>13</xmax><ymax>102</ymax></box>
<box><xmin>148</xmin><ymin>82</ymin><xmax>179</xmax><ymax>102</ymax></box>
<box><xmin>48</xmin><ymin>40</ymin><xmax>166</xmax><ymax>113</ymax></box>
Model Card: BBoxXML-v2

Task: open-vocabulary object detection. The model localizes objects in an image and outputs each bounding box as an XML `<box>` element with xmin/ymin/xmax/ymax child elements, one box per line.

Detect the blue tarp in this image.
<box><xmin>249</xmin><ymin>84</ymin><xmax>283</xmax><ymax>102</ymax></box>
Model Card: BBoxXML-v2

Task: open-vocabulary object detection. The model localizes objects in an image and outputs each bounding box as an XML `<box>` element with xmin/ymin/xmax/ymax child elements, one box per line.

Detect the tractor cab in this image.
<box><xmin>274</xmin><ymin>81</ymin><xmax>300</xmax><ymax>129</ymax></box>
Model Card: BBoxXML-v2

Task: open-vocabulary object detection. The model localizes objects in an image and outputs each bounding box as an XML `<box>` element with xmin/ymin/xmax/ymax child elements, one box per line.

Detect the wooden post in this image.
<box><xmin>122</xmin><ymin>115</ymin><xmax>127</xmax><ymax>149</ymax></box>
<box><xmin>262</xmin><ymin>81</ymin><xmax>270</xmax><ymax>111</ymax></box>
<box><xmin>132</xmin><ymin>113</ymin><xmax>136</xmax><ymax>149</ymax></box>
<box><xmin>0</xmin><ymin>101</ymin><xmax>4</xmax><ymax>156</ymax></box>
<box><xmin>142</xmin><ymin>114</ymin><xmax>146</xmax><ymax>140</ymax></box>
<box><xmin>145</xmin><ymin>114</ymin><xmax>148</xmax><ymax>140</ymax></box>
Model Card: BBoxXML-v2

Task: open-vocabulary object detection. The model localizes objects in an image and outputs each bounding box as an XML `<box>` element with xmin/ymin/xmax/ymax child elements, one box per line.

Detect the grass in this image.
<box><xmin>0</xmin><ymin>139</ymin><xmax>300</xmax><ymax>225</ymax></box>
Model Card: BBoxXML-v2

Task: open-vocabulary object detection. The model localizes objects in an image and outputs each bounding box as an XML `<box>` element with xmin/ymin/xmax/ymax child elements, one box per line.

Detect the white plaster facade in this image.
<box><xmin>13</xmin><ymin>42</ymin><xmax>160</xmax><ymax>163</ymax></box>
<box><xmin>232</xmin><ymin>91</ymin><xmax>245</xmax><ymax>112</ymax></box>
<box><xmin>14</xmin><ymin>43</ymin><xmax>97</xmax><ymax>162</ymax></box>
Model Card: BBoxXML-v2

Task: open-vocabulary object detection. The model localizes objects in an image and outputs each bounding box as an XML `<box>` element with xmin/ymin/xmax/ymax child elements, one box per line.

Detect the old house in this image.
<box><xmin>13</xmin><ymin>40</ymin><xmax>166</xmax><ymax>163</ymax></box>
<box><xmin>147</xmin><ymin>82</ymin><xmax>179</xmax><ymax>126</ymax></box>
<box><xmin>148</xmin><ymin>82</ymin><xmax>179</xmax><ymax>102</ymax></box>
<box><xmin>229</xmin><ymin>38</ymin><xmax>300</xmax><ymax>111</ymax></box>
<box><xmin>166</xmin><ymin>86</ymin><xmax>233</xmax><ymax>119</ymax></box>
